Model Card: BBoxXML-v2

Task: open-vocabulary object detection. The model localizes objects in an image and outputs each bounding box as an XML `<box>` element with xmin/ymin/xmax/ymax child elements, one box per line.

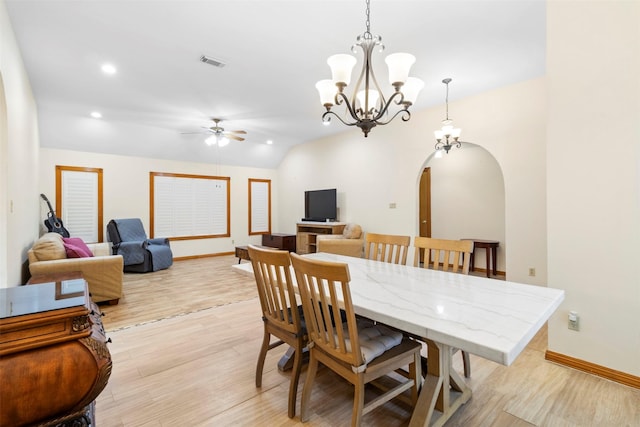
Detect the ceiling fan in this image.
<box><xmin>183</xmin><ymin>118</ymin><xmax>247</xmax><ymax>147</ymax></box>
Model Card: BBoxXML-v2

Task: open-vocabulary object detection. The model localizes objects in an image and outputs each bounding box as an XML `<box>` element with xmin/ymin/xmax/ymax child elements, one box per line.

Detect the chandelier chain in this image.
<box><xmin>365</xmin><ymin>0</ymin><xmax>371</xmax><ymax>35</ymax></box>
<box><xmin>445</xmin><ymin>80</ymin><xmax>450</xmax><ymax>120</ymax></box>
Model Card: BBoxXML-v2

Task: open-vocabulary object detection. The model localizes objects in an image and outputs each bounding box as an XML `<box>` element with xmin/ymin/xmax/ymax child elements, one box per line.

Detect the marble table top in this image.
<box><xmin>232</xmin><ymin>252</ymin><xmax>564</xmax><ymax>366</ymax></box>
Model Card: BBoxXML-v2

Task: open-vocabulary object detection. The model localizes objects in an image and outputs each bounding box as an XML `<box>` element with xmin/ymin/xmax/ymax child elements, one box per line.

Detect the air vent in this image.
<box><xmin>200</xmin><ymin>55</ymin><xmax>226</xmax><ymax>68</ymax></box>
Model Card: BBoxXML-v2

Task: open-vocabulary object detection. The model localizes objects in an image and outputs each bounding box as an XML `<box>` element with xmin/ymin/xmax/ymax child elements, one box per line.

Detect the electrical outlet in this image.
<box><xmin>528</xmin><ymin>267</ymin><xmax>536</xmax><ymax>277</ymax></box>
<box><xmin>231</xmin><ymin>239</ymin><xmax>234</xmax><ymax>244</ymax></box>
<box><xmin>568</xmin><ymin>311</ymin><xmax>580</xmax><ymax>331</ymax></box>
<box><xmin>389</xmin><ymin>202</ymin><xmax>397</xmax><ymax>209</ymax></box>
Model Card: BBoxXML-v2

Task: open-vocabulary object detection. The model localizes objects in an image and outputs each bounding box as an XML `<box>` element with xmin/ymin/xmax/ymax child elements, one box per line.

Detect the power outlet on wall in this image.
<box><xmin>528</xmin><ymin>267</ymin><xmax>536</xmax><ymax>277</ymax></box>
<box><xmin>568</xmin><ymin>311</ymin><xmax>580</xmax><ymax>331</ymax></box>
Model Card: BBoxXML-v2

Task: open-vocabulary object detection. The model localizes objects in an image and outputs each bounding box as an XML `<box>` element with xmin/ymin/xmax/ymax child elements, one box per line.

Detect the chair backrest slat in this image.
<box><xmin>249</xmin><ymin>245</ymin><xmax>301</xmax><ymax>334</ymax></box>
<box><xmin>413</xmin><ymin>237</ymin><xmax>473</xmax><ymax>274</ymax></box>
<box><xmin>290</xmin><ymin>253</ymin><xmax>362</xmax><ymax>367</ymax></box>
<box><xmin>364</xmin><ymin>233</ymin><xmax>411</xmax><ymax>265</ymax></box>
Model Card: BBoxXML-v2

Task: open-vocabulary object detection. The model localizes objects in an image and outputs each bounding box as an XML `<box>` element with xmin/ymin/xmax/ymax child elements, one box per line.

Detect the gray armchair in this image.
<box><xmin>107</xmin><ymin>218</ymin><xmax>173</xmax><ymax>273</ymax></box>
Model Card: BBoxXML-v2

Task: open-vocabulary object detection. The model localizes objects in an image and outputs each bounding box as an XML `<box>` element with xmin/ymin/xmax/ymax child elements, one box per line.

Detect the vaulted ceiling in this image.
<box><xmin>5</xmin><ymin>0</ymin><xmax>545</xmax><ymax>168</ymax></box>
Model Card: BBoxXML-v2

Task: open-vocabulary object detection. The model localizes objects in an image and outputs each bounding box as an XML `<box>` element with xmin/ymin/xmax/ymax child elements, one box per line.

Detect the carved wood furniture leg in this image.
<box><xmin>277</xmin><ymin>346</ymin><xmax>296</xmax><ymax>371</ymax></box>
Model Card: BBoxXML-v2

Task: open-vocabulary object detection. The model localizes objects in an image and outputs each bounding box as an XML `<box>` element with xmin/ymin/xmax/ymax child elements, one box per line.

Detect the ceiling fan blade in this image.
<box><xmin>180</xmin><ymin>131</ymin><xmax>207</xmax><ymax>135</ymax></box>
<box><xmin>227</xmin><ymin>130</ymin><xmax>247</xmax><ymax>134</ymax></box>
<box><xmin>227</xmin><ymin>134</ymin><xmax>245</xmax><ymax>141</ymax></box>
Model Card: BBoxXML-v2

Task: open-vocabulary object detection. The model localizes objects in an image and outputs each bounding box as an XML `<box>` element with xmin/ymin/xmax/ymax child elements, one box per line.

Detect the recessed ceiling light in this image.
<box><xmin>101</xmin><ymin>63</ymin><xmax>117</xmax><ymax>74</ymax></box>
<box><xmin>90</xmin><ymin>112</ymin><xmax>102</xmax><ymax>119</ymax></box>
<box><xmin>266</xmin><ymin>140</ymin><xmax>273</xmax><ymax>145</ymax></box>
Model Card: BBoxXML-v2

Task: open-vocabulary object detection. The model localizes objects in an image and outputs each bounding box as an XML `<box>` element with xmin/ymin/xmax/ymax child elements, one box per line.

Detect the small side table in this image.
<box><xmin>235</xmin><ymin>246</ymin><xmax>250</xmax><ymax>264</ymax></box>
<box><xmin>463</xmin><ymin>239</ymin><xmax>499</xmax><ymax>278</ymax></box>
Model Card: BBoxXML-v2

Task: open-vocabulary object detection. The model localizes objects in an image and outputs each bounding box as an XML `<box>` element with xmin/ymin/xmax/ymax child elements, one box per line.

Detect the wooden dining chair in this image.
<box><xmin>413</xmin><ymin>236</ymin><xmax>473</xmax><ymax>274</ymax></box>
<box><xmin>412</xmin><ymin>236</ymin><xmax>474</xmax><ymax>377</ymax></box>
<box><xmin>290</xmin><ymin>253</ymin><xmax>422</xmax><ymax>426</ymax></box>
<box><xmin>248</xmin><ymin>245</ymin><xmax>306</xmax><ymax>419</ymax></box>
<box><xmin>364</xmin><ymin>232</ymin><xmax>411</xmax><ymax>265</ymax></box>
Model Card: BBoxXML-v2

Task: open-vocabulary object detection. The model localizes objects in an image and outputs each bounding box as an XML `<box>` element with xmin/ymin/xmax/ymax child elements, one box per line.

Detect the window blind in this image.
<box><xmin>151</xmin><ymin>173</ymin><xmax>230</xmax><ymax>239</ymax></box>
<box><xmin>249</xmin><ymin>179</ymin><xmax>271</xmax><ymax>234</ymax></box>
<box><xmin>60</xmin><ymin>170</ymin><xmax>99</xmax><ymax>243</ymax></box>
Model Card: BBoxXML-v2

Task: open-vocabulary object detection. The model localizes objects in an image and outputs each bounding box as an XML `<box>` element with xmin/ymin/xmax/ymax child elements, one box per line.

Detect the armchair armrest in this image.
<box><xmin>29</xmin><ymin>255</ymin><xmax>124</xmax><ymax>303</ymax></box>
<box><xmin>317</xmin><ymin>238</ymin><xmax>364</xmax><ymax>258</ymax></box>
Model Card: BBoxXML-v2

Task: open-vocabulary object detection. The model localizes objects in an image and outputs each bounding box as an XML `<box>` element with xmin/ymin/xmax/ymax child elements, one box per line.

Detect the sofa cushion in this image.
<box><xmin>32</xmin><ymin>233</ymin><xmax>67</xmax><ymax>261</ymax></box>
<box><xmin>63</xmin><ymin>237</ymin><xmax>94</xmax><ymax>258</ymax></box>
<box><xmin>342</xmin><ymin>223</ymin><xmax>363</xmax><ymax>239</ymax></box>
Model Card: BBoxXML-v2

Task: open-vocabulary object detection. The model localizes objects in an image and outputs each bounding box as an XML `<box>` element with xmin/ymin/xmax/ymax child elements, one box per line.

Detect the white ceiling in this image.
<box><xmin>5</xmin><ymin>0</ymin><xmax>545</xmax><ymax>169</ymax></box>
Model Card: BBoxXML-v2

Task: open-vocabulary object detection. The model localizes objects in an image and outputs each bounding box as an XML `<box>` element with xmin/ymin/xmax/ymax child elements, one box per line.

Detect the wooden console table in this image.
<box><xmin>296</xmin><ymin>222</ymin><xmax>346</xmax><ymax>254</ymax></box>
<box><xmin>0</xmin><ymin>274</ymin><xmax>112</xmax><ymax>426</ymax></box>
<box><xmin>463</xmin><ymin>239</ymin><xmax>500</xmax><ymax>278</ymax></box>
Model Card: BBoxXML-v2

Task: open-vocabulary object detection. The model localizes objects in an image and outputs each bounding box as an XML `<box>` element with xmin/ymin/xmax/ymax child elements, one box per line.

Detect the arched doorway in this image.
<box><xmin>418</xmin><ymin>142</ymin><xmax>506</xmax><ymax>276</ymax></box>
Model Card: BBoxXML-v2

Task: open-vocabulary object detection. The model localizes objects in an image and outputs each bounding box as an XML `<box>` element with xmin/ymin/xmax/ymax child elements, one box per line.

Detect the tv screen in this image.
<box><xmin>304</xmin><ymin>189</ymin><xmax>337</xmax><ymax>222</ymax></box>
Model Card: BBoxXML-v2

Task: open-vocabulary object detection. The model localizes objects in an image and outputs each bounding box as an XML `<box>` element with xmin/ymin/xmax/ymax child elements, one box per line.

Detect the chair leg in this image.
<box><xmin>352</xmin><ymin>375</ymin><xmax>365</xmax><ymax>427</ymax></box>
<box><xmin>287</xmin><ymin>342</ymin><xmax>304</xmax><ymax>418</ymax></box>
<box><xmin>462</xmin><ymin>350</ymin><xmax>471</xmax><ymax>378</ymax></box>
<box><xmin>410</xmin><ymin>350</ymin><xmax>422</xmax><ymax>405</ymax></box>
<box><xmin>255</xmin><ymin>329</ymin><xmax>270</xmax><ymax>387</ymax></box>
<box><xmin>300</xmin><ymin>352</ymin><xmax>319</xmax><ymax>423</ymax></box>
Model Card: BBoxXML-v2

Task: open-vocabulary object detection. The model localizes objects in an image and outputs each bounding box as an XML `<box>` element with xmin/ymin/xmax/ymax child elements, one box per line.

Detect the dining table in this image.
<box><xmin>232</xmin><ymin>252</ymin><xmax>564</xmax><ymax>427</ymax></box>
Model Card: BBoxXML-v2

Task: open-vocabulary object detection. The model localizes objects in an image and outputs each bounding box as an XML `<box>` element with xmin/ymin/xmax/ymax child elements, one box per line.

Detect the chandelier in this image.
<box><xmin>434</xmin><ymin>78</ymin><xmax>462</xmax><ymax>154</ymax></box>
<box><xmin>315</xmin><ymin>0</ymin><xmax>424</xmax><ymax>137</ymax></box>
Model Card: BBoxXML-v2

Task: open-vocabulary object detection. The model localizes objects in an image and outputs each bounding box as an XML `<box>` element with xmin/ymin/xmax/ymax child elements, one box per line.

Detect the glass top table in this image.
<box><xmin>0</xmin><ymin>279</ymin><xmax>87</xmax><ymax>319</ymax></box>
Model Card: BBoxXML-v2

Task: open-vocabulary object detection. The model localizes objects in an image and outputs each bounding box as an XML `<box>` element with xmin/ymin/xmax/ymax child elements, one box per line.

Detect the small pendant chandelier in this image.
<box><xmin>315</xmin><ymin>0</ymin><xmax>424</xmax><ymax>137</ymax></box>
<box><xmin>434</xmin><ymin>78</ymin><xmax>462</xmax><ymax>154</ymax></box>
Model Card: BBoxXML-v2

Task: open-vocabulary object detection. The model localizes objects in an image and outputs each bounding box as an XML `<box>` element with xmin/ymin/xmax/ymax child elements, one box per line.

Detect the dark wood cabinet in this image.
<box><xmin>261</xmin><ymin>233</ymin><xmax>296</xmax><ymax>252</ymax></box>
<box><xmin>0</xmin><ymin>275</ymin><xmax>111</xmax><ymax>427</ymax></box>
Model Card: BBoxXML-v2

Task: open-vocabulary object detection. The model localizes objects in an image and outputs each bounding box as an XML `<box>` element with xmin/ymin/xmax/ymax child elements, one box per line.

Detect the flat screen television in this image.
<box><xmin>303</xmin><ymin>188</ymin><xmax>337</xmax><ymax>222</ymax></box>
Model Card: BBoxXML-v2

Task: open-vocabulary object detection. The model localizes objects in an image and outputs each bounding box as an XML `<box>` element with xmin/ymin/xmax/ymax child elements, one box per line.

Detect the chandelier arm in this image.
<box><xmin>322</xmin><ymin>110</ymin><xmax>360</xmax><ymax>127</ymax></box>
<box><xmin>370</xmin><ymin>91</ymin><xmax>406</xmax><ymax>122</ymax></box>
<box><xmin>374</xmin><ymin>108</ymin><xmax>411</xmax><ymax>126</ymax></box>
<box><xmin>334</xmin><ymin>91</ymin><xmax>363</xmax><ymax>124</ymax></box>
<box><xmin>348</xmin><ymin>39</ymin><xmax>386</xmax><ymax>119</ymax></box>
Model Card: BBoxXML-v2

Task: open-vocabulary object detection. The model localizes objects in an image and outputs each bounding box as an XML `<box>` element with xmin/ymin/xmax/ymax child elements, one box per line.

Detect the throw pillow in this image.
<box><xmin>342</xmin><ymin>223</ymin><xmax>363</xmax><ymax>239</ymax></box>
<box><xmin>62</xmin><ymin>237</ymin><xmax>94</xmax><ymax>258</ymax></box>
<box><xmin>32</xmin><ymin>233</ymin><xmax>67</xmax><ymax>261</ymax></box>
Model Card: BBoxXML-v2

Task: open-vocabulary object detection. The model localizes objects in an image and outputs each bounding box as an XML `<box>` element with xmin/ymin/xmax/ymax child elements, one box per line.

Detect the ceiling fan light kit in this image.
<box><xmin>182</xmin><ymin>118</ymin><xmax>246</xmax><ymax>147</ymax></box>
<box><xmin>315</xmin><ymin>0</ymin><xmax>424</xmax><ymax>137</ymax></box>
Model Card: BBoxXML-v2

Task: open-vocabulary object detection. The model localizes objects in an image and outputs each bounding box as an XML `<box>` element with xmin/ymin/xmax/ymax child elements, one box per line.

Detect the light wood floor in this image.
<box><xmin>95</xmin><ymin>256</ymin><xmax>640</xmax><ymax>426</ymax></box>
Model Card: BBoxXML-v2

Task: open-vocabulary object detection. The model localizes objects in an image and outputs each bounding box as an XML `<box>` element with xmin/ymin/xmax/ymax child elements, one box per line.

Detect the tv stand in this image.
<box><xmin>296</xmin><ymin>222</ymin><xmax>346</xmax><ymax>254</ymax></box>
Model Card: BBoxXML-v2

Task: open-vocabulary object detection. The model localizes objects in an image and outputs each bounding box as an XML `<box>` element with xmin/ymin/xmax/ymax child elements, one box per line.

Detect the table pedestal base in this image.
<box><xmin>410</xmin><ymin>340</ymin><xmax>471</xmax><ymax>427</ymax></box>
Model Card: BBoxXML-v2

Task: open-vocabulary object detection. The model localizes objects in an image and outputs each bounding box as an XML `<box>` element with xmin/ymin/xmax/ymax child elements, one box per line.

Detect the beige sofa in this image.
<box><xmin>316</xmin><ymin>223</ymin><xmax>364</xmax><ymax>258</ymax></box>
<box><xmin>28</xmin><ymin>233</ymin><xmax>124</xmax><ymax>304</ymax></box>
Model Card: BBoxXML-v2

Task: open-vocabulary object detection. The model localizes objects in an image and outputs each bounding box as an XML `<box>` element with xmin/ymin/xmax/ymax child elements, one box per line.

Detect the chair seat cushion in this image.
<box><xmin>343</xmin><ymin>319</ymin><xmax>403</xmax><ymax>364</ymax></box>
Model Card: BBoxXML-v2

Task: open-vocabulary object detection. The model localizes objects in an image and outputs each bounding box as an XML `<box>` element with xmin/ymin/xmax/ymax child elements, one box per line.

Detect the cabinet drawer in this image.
<box><xmin>262</xmin><ymin>234</ymin><xmax>296</xmax><ymax>252</ymax></box>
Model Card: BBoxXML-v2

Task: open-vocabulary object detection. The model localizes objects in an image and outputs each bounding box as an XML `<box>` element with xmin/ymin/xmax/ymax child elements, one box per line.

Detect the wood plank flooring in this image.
<box><xmin>95</xmin><ymin>256</ymin><xmax>640</xmax><ymax>426</ymax></box>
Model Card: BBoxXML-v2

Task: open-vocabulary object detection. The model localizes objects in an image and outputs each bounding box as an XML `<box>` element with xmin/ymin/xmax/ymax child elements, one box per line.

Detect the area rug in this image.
<box><xmin>99</xmin><ymin>256</ymin><xmax>258</xmax><ymax>332</ymax></box>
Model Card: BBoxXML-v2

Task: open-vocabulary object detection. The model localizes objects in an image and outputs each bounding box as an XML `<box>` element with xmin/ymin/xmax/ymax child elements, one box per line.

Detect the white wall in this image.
<box><xmin>0</xmin><ymin>0</ymin><xmax>41</xmax><ymax>287</ymax></box>
<box><xmin>278</xmin><ymin>77</ymin><xmax>547</xmax><ymax>284</ymax></box>
<box><xmin>428</xmin><ymin>143</ymin><xmax>506</xmax><ymax>272</ymax></box>
<box><xmin>39</xmin><ymin>148</ymin><xmax>278</xmax><ymax>258</ymax></box>
<box><xmin>547</xmin><ymin>1</ymin><xmax>640</xmax><ymax>376</ymax></box>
